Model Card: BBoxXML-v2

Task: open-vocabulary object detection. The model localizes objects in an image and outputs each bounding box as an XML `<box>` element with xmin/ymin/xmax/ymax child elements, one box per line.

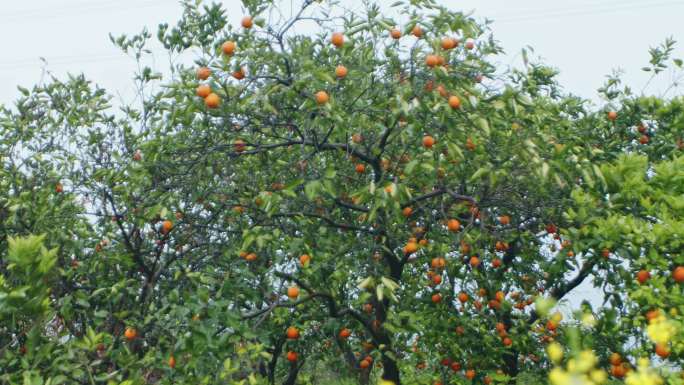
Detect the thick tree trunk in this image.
<box><xmin>359</xmin><ymin>365</ymin><xmax>371</xmax><ymax>385</ymax></box>
<box><xmin>268</xmin><ymin>337</ymin><xmax>285</xmax><ymax>385</ymax></box>
<box><xmin>381</xmin><ymin>355</ymin><xmax>401</xmax><ymax>385</ymax></box>
<box><xmin>282</xmin><ymin>361</ymin><xmax>301</xmax><ymax>385</ymax></box>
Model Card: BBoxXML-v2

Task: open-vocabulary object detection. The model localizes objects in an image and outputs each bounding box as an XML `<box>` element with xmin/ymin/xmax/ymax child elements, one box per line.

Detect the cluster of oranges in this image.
<box><xmin>238</xmin><ymin>250</ymin><xmax>258</xmax><ymax>262</ymax></box>
<box><xmin>193</xmin><ymin>16</ymin><xmax>255</xmax><ymax>108</ymax></box>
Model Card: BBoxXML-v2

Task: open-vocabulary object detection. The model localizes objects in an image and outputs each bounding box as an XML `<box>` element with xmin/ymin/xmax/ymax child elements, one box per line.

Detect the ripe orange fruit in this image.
<box><xmin>639</xmin><ymin>135</ymin><xmax>649</xmax><ymax>144</ymax></box>
<box><xmin>492</xmin><ymin>258</ymin><xmax>502</xmax><ymax>268</ymax></box>
<box><xmin>234</xmin><ymin>139</ymin><xmax>247</xmax><ymax>153</ymax></box>
<box><xmin>286</xmin><ymin>326</ymin><xmax>300</xmax><ymax>340</ymax></box>
<box><xmin>390</xmin><ymin>28</ymin><xmax>402</xmax><ymax>39</ymax></box>
<box><xmin>355</xmin><ymin>163</ymin><xmax>366</xmax><ymax>173</ymax></box>
<box><xmin>436</xmin><ymin>84</ymin><xmax>448</xmax><ymax>98</ymax></box>
<box><xmin>655</xmin><ymin>344</ymin><xmax>670</xmax><ymax>358</ymax></box>
<box><xmin>609</xmin><ymin>353</ymin><xmax>622</xmax><ymax>366</ymax></box>
<box><xmin>335</xmin><ymin>65</ymin><xmax>348</xmax><ymax>78</ymax></box>
<box><xmin>465</xmin><ymin>137</ymin><xmax>475</xmax><ymax>151</ymax></box>
<box><xmin>465</xmin><ymin>369</ymin><xmax>476</xmax><ymax>380</ymax></box>
<box><xmin>245</xmin><ymin>253</ymin><xmax>257</xmax><ymax>262</ymax></box>
<box><xmin>636</xmin><ymin>270</ymin><xmax>650</xmax><ymax>284</ymax></box>
<box><xmin>441</xmin><ymin>37</ymin><xmax>458</xmax><ymax>50</ymax></box>
<box><xmin>422</xmin><ymin>135</ymin><xmax>435</xmax><ymax>148</ymax></box>
<box><xmin>205</xmin><ymin>93</ymin><xmax>221</xmax><ymax>108</ymax></box>
<box><xmin>286</xmin><ymin>351</ymin><xmax>298</xmax><ymax>362</ymax></box>
<box><xmin>496</xmin><ymin>322</ymin><xmax>506</xmax><ymax>332</ymax></box>
<box><xmin>451</xmin><ymin>361</ymin><xmax>462</xmax><ymax>371</ymax></box>
<box><xmin>196</xmin><ymin>67</ymin><xmax>211</xmax><ymax>80</ymax></box>
<box><xmin>299</xmin><ymin>254</ymin><xmax>311</xmax><ymax>267</ymax></box>
<box><xmin>601</xmin><ymin>248</ymin><xmax>611</xmax><ymax>258</ymax></box>
<box><xmin>404</xmin><ymin>241</ymin><xmax>419</xmax><ymax>254</ymax></box>
<box><xmin>232</xmin><ymin>68</ymin><xmax>246</xmax><ymax>80</ymax></box>
<box><xmin>495</xmin><ymin>291</ymin><xmax>505</xmax><ymax>302</ymax></box>
<box><xmin>489</xmin><ymin>299</ymin><xmax>501</xmax><ymax>309</ymax></box>
<box><xmin>168</xmin><ymin>355</ymin><xmax>176</xmax><ymax>368</ymax></box>
<box><xmin>499</xmin><ymin>215</ymin><xmax>510</xmax><ymax>225</ymax></box>
<box><xmin>458</xmin><ymin>292</ymin><xmax>469</xmax><ymax>303</ymax></box>
<box><xmin>502</xmin><ymin>337</ymin><xmax>512</xmax><ymax>346</ymax></box>
<box><xmin>222</xmin><ymin>41</ymin><xmax>236</xmax><ymax>55</ymax></box>
<box><xmin>287</xmin><ymin>286</ymin><xmax>300</xmax><ymax>299</ymax></box>
<box><xmin>673</xmin><ymin>266</ymin><xmax>684</xmax><ymax>283</ymax></box>
<box><xmin>611</xmin><ymin>364</ymin><xmax>626</xmax><ymax>378</ymax></box>
<box><xmin>425</xmin><ymin>54</ymin><xmax>439</xmax><ymax>67</ymax></box>
<box><xmin>646</xmin><ymin>309</ymin><xmax>660</xmax><ymax>322</ymax></box>
<box><xmin>546</xmin><ymin>320</ymin><xmax>557</xmax><ymax>331</ymax></box>
<box><xmin>331</xmin><ymin>32</ymin><xmax>344</xmax><ymax>47</ymax></box>
<box><xmin>161</xmin><ymin>220</ymin><xmax>173</xmax><ymax>234</ymax></box>
<box><xmin>607</xmin><ymin>111</ymin><xmax>618</xmax><ymax>121</ymax></box>
<box><xmin>241</xmin><ymin>15</ymin><xmax>253</xmax><ymax>29</ymax></box>
<box><xmin>124</xmin><ymin>327</ymin><xmax>137</xmax><ymax>341</ymax></box>
<box><xmin>495</xmin><ymin>241</ymin><xmax>508</xmax><ymax>252</ymax></box>
<box><xmin>360</xmin><ymin>359</ymin><xmax>370</xmax><ymax>369</ymax></box>
<box><xmin>483</xmin><ymin>376</ymin><xmax>492</xmax><ymax>385</ymax></box>
<box><xmin>339</xmin><ymin>328</ymin><xmax>351</xmax><ymax>339</ymax></box>
<box><xmin>546</xmin><ymin>224</ymin><xmax>557</xmax><ymax>234</ymax></box>
<box><xmin>431</xmin><ymin>293</ymin><xmax>442</xmax><ymax>303</ymax></box>
<box><xmin>448</xmin><ymin>95</ymin><xmax>461</xmax><ymax>109</ymax></box>
<box><xmin>432</xmin><ymin>274</ymin><xmax>442</xmax><ymax>285</ymax></box>
<box><xmin>55</xmin><ymin>183</ymin><xmax>63</xmax><ymax>193</ymax></box>
<box><xmin>315</xmin><ymin>90</ymin><xmax>329</xmax><ymax>105</ymax></box>
<box><xmin>411</xmin><ymin>25</ymin><xmax>423</xmax><ymax>38</ymax></box>
<box><xmin>469</xmin><ymin>256</ymin><xmax>480</xmax><ymax>267</ymax></box>
<box><xmin>196</xmin><ymin>84</ymin><xmax>211</xmax><ymax>98</ymax></box>
<box><xmin>431</xmin><ymin>257</ymin><xmax>446</xmax><ymax>269</ymax></box>
<box><xmin>424</xmin><ymin>80</ymin><xmax>435</xmax><ymax>92</ymax></box>
<box><xmin>447</xmin><ymin>219</ymin><xmax>460</xmax><ymax>232</ymax></box>
<box><xmin>402</xmin><ymin>207</ymin><xmax>413</xmax><ymax>217</ymax></box>
<box><xmin>465</xmin><ymin>39</ymin><xmax>475</xmax><ymax>50</ymax></box>
<box><xmin>455</xmin><ymin>326</ymin><xmax>465</xmax><ymax>336</ymax></box>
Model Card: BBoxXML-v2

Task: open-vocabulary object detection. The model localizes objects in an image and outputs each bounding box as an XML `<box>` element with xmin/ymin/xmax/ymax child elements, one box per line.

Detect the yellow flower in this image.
<box><xmin>625</xmin><ymin>358</ymin><xmax>663</xmax><ymax>385</ymax></box>
<box><xmin>547</xmin><ymin>342</ymin><xmax>564</xmax><ymax>363</ymax></box>
<box><xmin>581</xmin><ymin>313</ymin><xmax>596</xmax><ymax>327</ymax></box>
<box><xmin>646</xmin><ymin>315</ymin><xmax>676</xmax><ymax>345</ymax></box>
<box><xmin>552</xmin><ymin>311</ymin><xmax>563</xmax><ymax>324</ymax></box>
<box><xmin>549</xmin><ymin>368</ymin><xmax>570</xmax><ymax>385</ymax></box>
<box><xmin>574</xmin><ymin>350</ymin><xmax>598</xmax><ymax>373</ymax></box>
<box><xmin>590</xmin><ymin>369</ymin><xmax>607</xmax><ymax>384</ymax></box>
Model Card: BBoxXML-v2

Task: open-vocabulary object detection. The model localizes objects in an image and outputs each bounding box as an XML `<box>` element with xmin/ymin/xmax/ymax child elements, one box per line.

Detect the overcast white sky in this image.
<box><xmin>1</xmin><ymin>0</ymin><xmax>683</xmax><ymax>107</ymax></box>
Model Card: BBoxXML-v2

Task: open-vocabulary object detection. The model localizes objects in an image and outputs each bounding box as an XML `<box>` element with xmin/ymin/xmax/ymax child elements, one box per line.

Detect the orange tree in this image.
<box><xmin>1</xmin><ymin>0</ymin><xmax>684</xmax><ymax>384</ymax></box>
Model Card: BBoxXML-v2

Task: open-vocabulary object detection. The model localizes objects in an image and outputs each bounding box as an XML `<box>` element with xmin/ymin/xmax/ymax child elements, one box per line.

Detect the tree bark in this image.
<box><xmin>282</xmin><ymin>361</ymin><xmax>302</xmax><ymax>385</ymax></box>
<box><xmin>380</xmin><ymin>354</ymin><xmax>401</xmax><ymax>385</ymax></box>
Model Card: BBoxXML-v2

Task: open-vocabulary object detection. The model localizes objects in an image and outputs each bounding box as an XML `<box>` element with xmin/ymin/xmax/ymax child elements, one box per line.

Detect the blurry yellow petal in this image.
<box><xmin>547</xmin><ymin>342</ymin><xmax>564</xmax><ymax>363</ymax></box>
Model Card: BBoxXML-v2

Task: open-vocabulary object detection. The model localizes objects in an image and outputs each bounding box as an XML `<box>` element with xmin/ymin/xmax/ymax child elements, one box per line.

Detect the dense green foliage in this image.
<box><xmin>1</xmin><ymin>1</ymin><xmax>683</xmax><ymax>385</ymax></box>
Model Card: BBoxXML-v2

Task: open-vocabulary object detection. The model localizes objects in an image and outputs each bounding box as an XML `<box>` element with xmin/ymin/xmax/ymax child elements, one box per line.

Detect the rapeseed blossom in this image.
<box><xmin>625</xmin><ymin>358</ymin><xmax>663</xmax><ymax>385</ymax></box>
<box><xmin>646</xmin><ymin>314</ymin><xmax>676</xmax><ymax>346</ymax></box>
<box><xmin>549</xmin><ymin>350</ymin><xmax>607</xmax><ymax>385</ymax></box>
